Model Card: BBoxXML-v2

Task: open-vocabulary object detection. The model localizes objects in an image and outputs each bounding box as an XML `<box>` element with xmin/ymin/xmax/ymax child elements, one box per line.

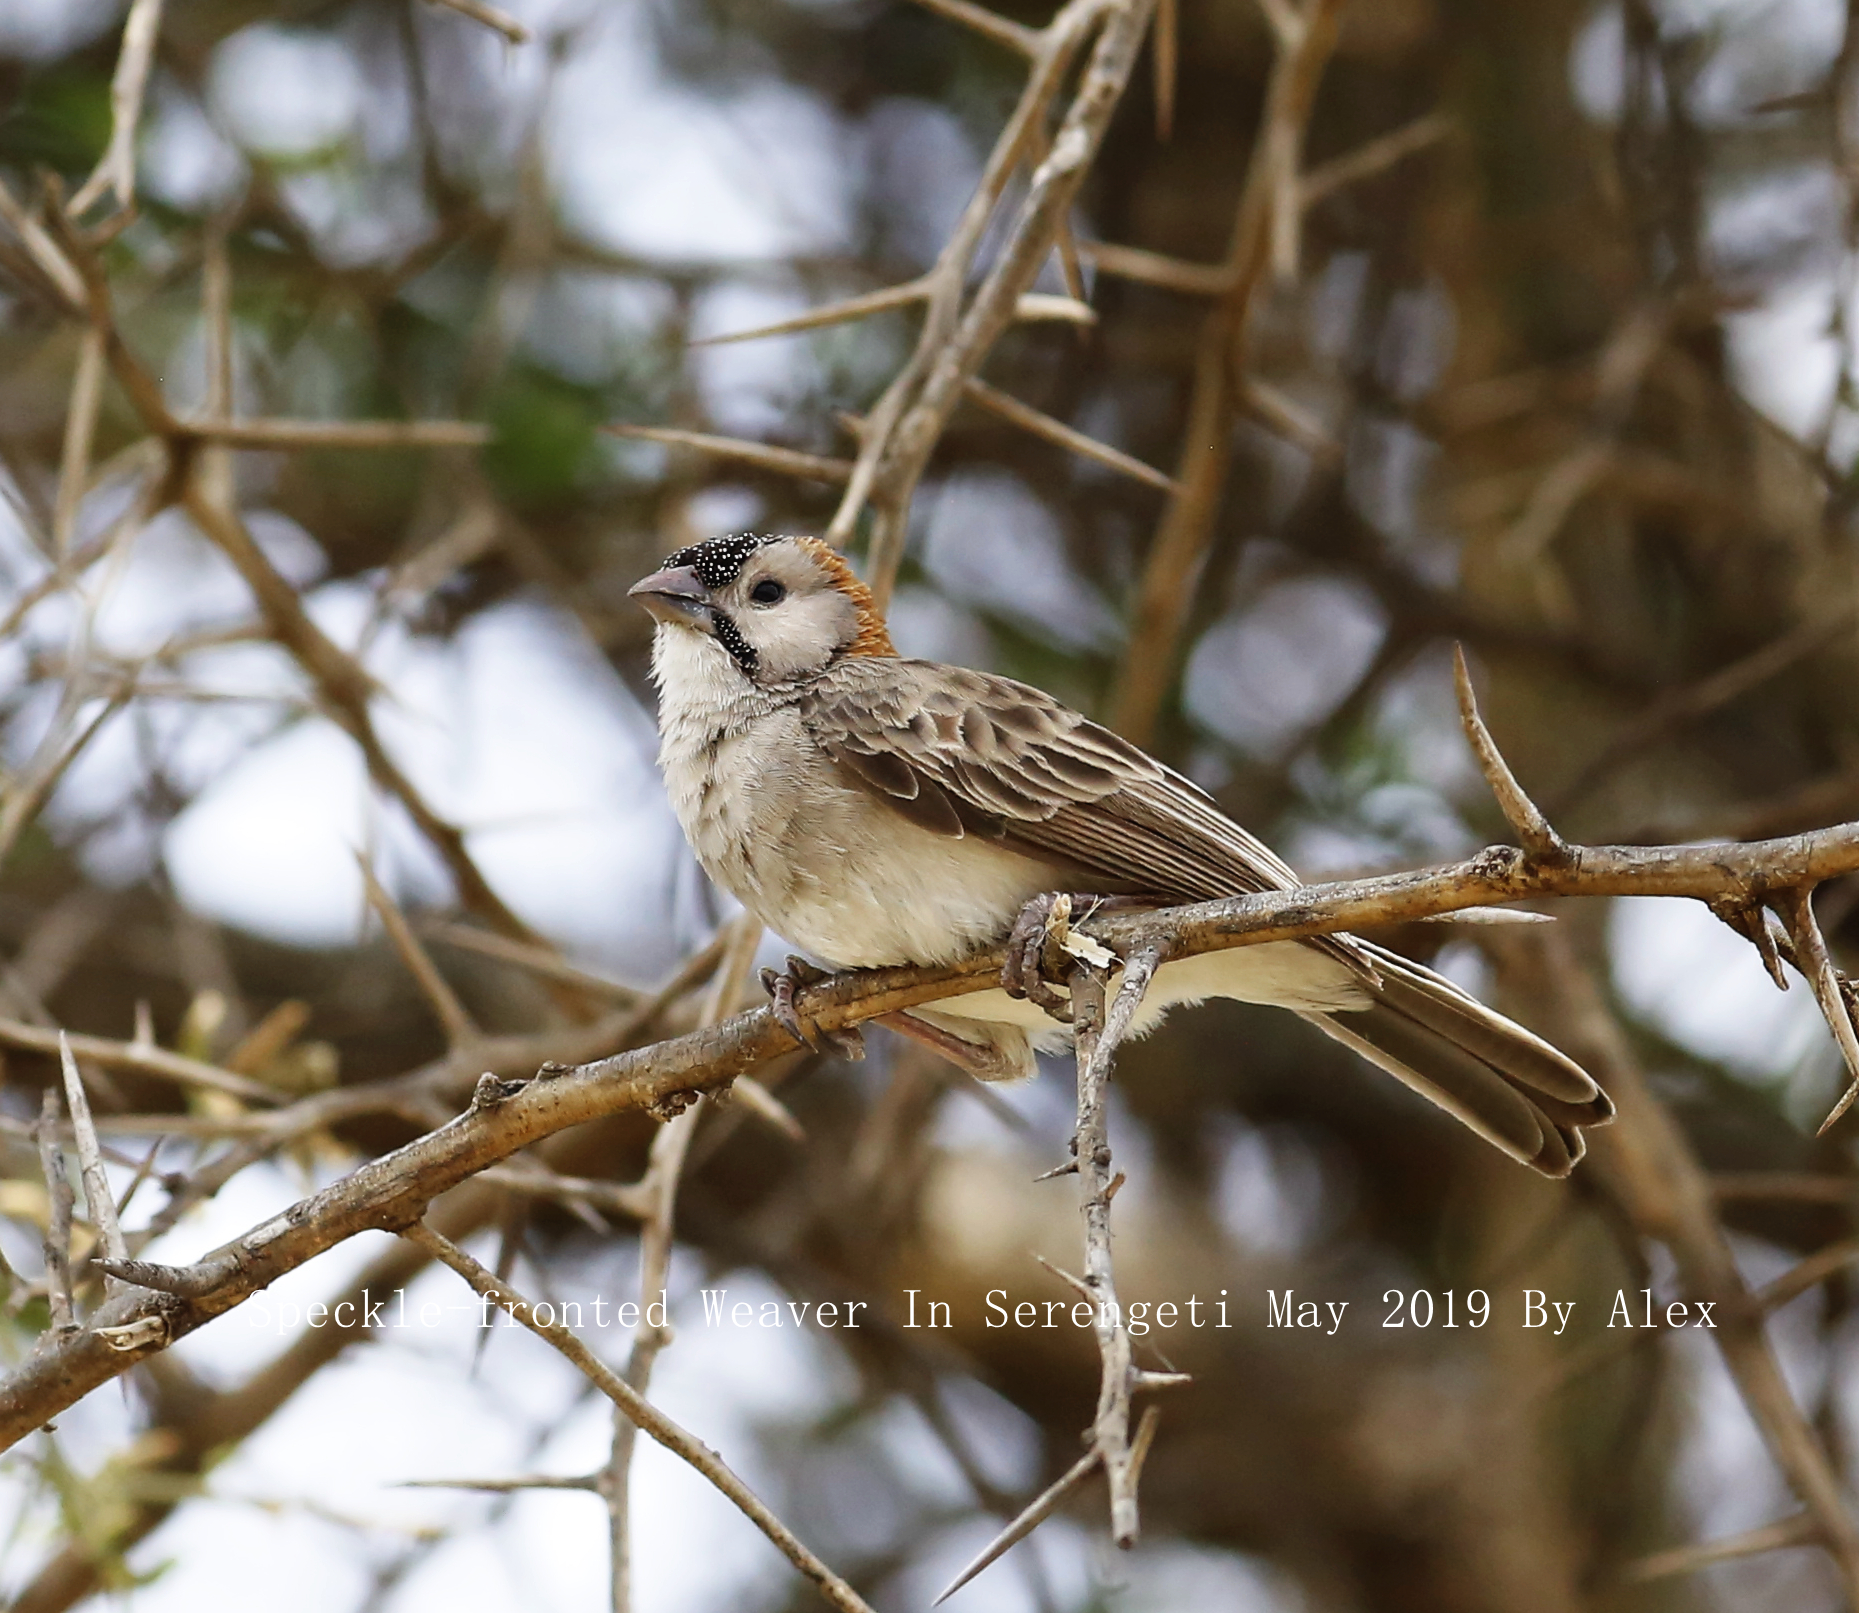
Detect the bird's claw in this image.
<box><xmin>1001</xmin><ymin>894</ymin><xmax>1077</xmax><ymax>1022</ymax></box>
<box><xmin>760</xmin><ymin>957</ymin><xmax>865</xmax><ymax>1059</ymax></box>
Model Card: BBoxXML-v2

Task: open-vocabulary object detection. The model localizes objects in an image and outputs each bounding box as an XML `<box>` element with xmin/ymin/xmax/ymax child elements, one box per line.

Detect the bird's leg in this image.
<box><xmin>760</xmin><ymin>956</ymin><xmax>865</xmax><ymax>1059</ymax></box>
<box><xmin>875</xmin><ymin>1012</ymin><xmax>1025</xmax><ymax>1081</ymax></box>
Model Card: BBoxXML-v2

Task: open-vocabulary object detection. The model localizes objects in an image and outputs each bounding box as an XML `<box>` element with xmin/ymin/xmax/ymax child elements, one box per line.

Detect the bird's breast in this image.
<box><xmin>657</xmin><ymin>703</ymin><xmax>1053</xmax><ymax>969</ymax></box>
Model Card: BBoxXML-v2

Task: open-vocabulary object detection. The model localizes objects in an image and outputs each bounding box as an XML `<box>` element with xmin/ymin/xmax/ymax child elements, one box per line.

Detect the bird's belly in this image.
<box><xmin>765</xmin><ymin>827</ymin><xmax>1052</xmax><ymax>969</ymax></box>
<box><xmin>929</xmin><ymin>943</ymin><xmax>1371</xmax><ymax>1036</ymax></box>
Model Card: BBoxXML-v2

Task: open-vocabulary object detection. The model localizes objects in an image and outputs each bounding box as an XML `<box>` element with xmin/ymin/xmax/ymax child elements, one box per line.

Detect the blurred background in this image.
<box><xmin>5</xmin><ymin>0</ymin><xmax>1859</xmax><ymax>1608</ymax></box>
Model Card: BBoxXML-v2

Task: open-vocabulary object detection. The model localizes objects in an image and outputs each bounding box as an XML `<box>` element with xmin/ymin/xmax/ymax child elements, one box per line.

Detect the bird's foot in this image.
<box><xmin>1002</xmin><ymin>893</ymin><xmax>1164</xmax><ymax>1021</ymax></box>
<box><xmin>760</xmin><ymin>956</ymin><xmax>865</xmax><ymax>1059</ymax></box>
<box><xmin>1001</xmin><ymin>893</ymin><xmax>1078</xmax><ymax>1022</ymax></box>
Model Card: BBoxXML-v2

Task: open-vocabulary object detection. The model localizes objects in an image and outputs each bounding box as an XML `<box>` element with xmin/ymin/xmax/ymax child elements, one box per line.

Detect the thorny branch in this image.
<box><xmin>7</xmin><ymin>809</ymin><xmax>1859</xmax><ymax>1439</ymax></box>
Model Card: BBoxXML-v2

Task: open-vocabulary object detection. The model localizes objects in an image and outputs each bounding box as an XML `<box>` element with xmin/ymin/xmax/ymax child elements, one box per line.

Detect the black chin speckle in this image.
<box><xmin>710</xmin><ymin>610</ymin><xmax>758</xmax><ymax>675</ymax></box>
<box><xmin>661</xmin><ymin>531</ymin><xmax>778</xmax><ymax>591</ymax></box>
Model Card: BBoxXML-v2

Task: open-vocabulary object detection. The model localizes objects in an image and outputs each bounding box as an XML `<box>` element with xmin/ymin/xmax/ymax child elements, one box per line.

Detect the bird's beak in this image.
<box><xmin>628</xmin><ymin>564</ymin><xmax>713</xmax><ymax>629</ymax></box>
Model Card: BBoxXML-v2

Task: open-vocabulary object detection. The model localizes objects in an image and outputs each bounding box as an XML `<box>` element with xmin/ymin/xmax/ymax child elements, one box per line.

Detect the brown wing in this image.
<box><xmin>800</xmin><ymin>657</ymin><xmax>1613</xmax><ymax>1178</ymax></box>
<box><xmin>798</xmin><ymin>657</ymin><xmax>1308</xmax><ymax>904</ymax></box>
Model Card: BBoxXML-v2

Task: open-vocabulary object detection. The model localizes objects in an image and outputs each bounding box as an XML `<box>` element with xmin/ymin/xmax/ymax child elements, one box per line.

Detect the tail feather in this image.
<box><xmin>1307</xmin><ymin>941</ymin><xmax>1612</xmax><ymax>1179</ymax></box>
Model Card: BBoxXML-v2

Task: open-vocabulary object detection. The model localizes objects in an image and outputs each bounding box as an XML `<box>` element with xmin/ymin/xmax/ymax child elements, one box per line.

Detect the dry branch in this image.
<box><xmin>14</xmin><ymin>815</ymin><xmax>1859</xmax><ymax>1446</ymax></box>
<box><xmin>934</xmin><ymin>1446</ymin><xmax>1102</xmax><ymax>1603</ymax></box>
<box><xmin>1506</xmin><ymin>929</ymin><xmax>1859</xmax><ymax>1600</ymax></box>
<box><xmin>0</xmin><ymin>1020</ymin><xmax>283</xmax><ymax>1106</ymax></box>
<box><xmin>844</xmin><ymin>0</ymin><xmax>1160</xmax><ymax>604</ymax></box>
<box><xmin>67</xmin><ymin>0</ymin><xmax>165</xmax><ymax>217</ymax></box>
<box><xmin>402</xmin><ymin>1223</ymin><xmax>876</xmax><ymax>1613</ymax></box>
<box><xmin>1067</xmin><ymin>935</ymin><xmax>1164</xmax><ymax>1548</ymax></box>
<box><xmin>1109</xmin><ymin>0</ymin><xmax>1343</xmax><ymax>741</ymax></box>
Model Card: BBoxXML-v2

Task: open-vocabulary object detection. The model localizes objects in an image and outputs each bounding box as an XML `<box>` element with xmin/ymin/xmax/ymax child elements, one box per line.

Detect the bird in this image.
<box><xmin>630</xmin><ymin>531</ymin><xmax>1613</xmax><ymax>1177</ymax></box>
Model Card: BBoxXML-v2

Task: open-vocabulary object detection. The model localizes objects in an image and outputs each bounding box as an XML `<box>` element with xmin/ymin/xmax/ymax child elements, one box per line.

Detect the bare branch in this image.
<box><xmin>1758</xmin><ymin>1236</ymin><xmax>1859</xmax><ymax>1313</ymax></box>
<box><xmin>1772</xmin><ymin>888</ymin><xmax>1859</xmax><ymax>1134</ymax></box>
<box><xmin>401</xmin><ymin>1222</ymin><xmax>877</xmax><ymax>1613</ymax></box>
<box><xmin>1713</xmin><ymin>1173</ymin><xmax>1858</xmax><ymax>1205</ymax></box>
<box><xmin>17</xmin><ymin>818</ymin><xmax>1859</xmax><ymax>1440</ymax></box>
<box><xmin>176</xmin><ymin>417</ymin><xmax>491</xmax><ymax>450</ymax></box>
<box><xmin>691</xmin><ymin>277</ymin><xmax>932</xmax><ymax>345</ymax></box>
<box><xmin>609</xmin><ymin>913</ymin><xmax>764</xmax><ymax>1609</ymax></box>
<box><xmin>1238</xmin><ymin>376</ymin><xmax>1340</xmax><ymax>461</ymax></box>
<box><xmin>1551</xmin><ymin>602</ymin><xmax>1859</xmax><ymax>815</ymax></box>
<box><xmin>51</xmin><ymin>327</ymin><xmax>106</xmax><ymax>557</ymax></box>
<box><xmin>0</xmin><ymin>1019</ymin><xmax>282</xmax><ymax>1106</ymax></box>
<box><xmin>1621</xmin><ymin>1515</ymin><xmax>1819</xmax><ymax>1584</ymax></box>
<box><xmin>1081</xmin><ymin>240</ymin><xmax>1233</xmax><ymax>295</ymax></box>
<box><xmin>1256</xmin><ymin>0</ymin><xmax>1305</xmax><ymax>50</ymax></box>
<box><xmin>1108</xmin><ymin>0</ymin><xmax>1343</xmax><ymax>740</ymax></box>
<box><xmin>425</xmin><ymin>922</ymin><xmax>640</xmax><ymax>1004</ymax></box>
<box><xmin>357</xmin><ymin>854</ymin><xmax>479</xmax><ymax>1050</ymax></box>
<box><xmin>67</xmin><ymin>0</ymin><xmax>166</xmax><ymax>216</ymax></box>
<box><xmin>0</xmin><ymin>178</ymin><xmax>87</xmax><ymax>311</ymax></box>
<box><xmin>1508</xmin><ymin>929</ymin><xmax>1859</xmax><ymax>1596</ymax></box>
<box><xmin>1152</xmin><ymin>0</ymin><xmax>1177</xmax><ymax>139</ymax></box>
<box><xmin>1068</xmin><ymin>938</ymin><xmax>1163</xmax><ymax>1548</ymax></box>
<box><xmin>1299</xmin><ymin>110</ymin><xmax>1452</xmax><ymax>208</ymax></box>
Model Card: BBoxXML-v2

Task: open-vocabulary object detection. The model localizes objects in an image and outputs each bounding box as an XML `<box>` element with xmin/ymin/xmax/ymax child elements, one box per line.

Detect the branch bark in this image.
<box><xmin>10</xmin><ymin>816</ymin><xmax>1859</xmax><ymax>1446</ymax></box>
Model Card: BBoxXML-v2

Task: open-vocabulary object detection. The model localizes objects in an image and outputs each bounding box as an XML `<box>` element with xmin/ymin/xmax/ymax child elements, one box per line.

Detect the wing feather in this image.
<box><xmin>802</xmin><ymin>658</ymin><xmax>1305</xmax><ymax>903</ymax></box>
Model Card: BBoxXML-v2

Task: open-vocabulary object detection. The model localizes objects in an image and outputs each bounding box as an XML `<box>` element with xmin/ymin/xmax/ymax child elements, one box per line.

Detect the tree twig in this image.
<box><xmin>401</xmin><ymin>1222</ymin><xmax>876</xmax><ymax>1613</ymax></box>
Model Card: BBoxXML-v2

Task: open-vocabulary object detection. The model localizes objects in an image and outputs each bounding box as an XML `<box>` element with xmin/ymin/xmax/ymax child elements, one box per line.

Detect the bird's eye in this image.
<box><xmin>748</xmin><ymin>578</ymin><xmax>785</xmax><ymax>606</ymax></box>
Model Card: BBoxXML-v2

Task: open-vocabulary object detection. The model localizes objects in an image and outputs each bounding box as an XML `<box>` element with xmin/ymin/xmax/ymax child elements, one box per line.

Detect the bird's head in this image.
<box><xmin>629</xmin><ymin>532</ymin><xmax>894</xmax><ymax>687</ymax></box>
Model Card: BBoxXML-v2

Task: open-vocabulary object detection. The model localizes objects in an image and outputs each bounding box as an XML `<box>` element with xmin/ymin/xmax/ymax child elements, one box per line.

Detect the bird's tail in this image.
<box><xmin>1304</xmin><ymin>940</ymin><xmax>1613</xmax><ymax>1178</ymax></box>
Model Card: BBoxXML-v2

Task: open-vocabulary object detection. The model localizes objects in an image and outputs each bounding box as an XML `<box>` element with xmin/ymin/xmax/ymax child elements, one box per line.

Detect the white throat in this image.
<box><xmin>650</xmin><ymin>623</ymin><xmax>764</xmax><ymax>746</ymax></box>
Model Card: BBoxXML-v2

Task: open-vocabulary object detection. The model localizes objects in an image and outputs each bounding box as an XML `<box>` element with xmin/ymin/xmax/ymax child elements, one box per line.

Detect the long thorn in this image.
<box><xmin>601</xmin><ymin>424</ymin><xmax>853</xmax><ymax>485</ymax></box>
<box><xmin>60</xmin><ymin>1032</ymin><xmax>127</xmax><ymax>1269</ymax></box>
<box><xmin>933</xmin><ymin>1446</ymin><xmax>1103</xmax><ymax>1604</ymax></box>
<box><xmin>1451</xmin><ymin>644</ymin><xmax>1566</xmax><ymax>859</ymax></box>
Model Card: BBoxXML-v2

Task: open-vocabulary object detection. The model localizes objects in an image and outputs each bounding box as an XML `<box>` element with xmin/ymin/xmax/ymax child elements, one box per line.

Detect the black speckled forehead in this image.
<box><xmin>660</xmin><ymin>532</ymin><xmax>779</xmax><ymax>591</ymax></box>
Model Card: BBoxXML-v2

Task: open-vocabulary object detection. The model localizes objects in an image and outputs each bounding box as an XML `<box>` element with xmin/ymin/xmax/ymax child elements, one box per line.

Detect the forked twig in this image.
<box><xmin>402</xmin><ymin>1222</ymin><xmax>875</xmax><ymax>1613</ymax></box>
<box><xmin>67</xmin><ymin>0</ymin><xmax>166</xmax><ymax>217</ymax></box>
